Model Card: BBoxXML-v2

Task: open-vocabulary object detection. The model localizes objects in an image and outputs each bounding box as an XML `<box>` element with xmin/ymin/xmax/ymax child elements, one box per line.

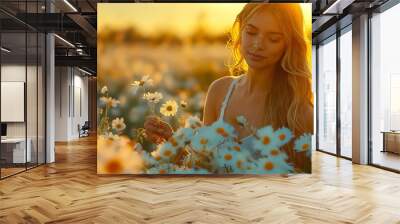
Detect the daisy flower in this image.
<box><xmin>142</xmin><ymin>91</ymin><xmax>163</xmax><ymax>104</ymax></box>
<box><xmin>180</xmin><ymin>100</ymin><xmax>188</xmax><ymax>108</ymax></box>
<box><xmin>254</xmin><ymin>158</ymin><xmax>281</xmax><ymax>174</ymax></box>
<box><xmin>211</xmin><ymin>120</ymin><xmax>236</xmax><ymax>139</ymax></box>
<box><xmin>294</xmin><ymin>133</ymin><xmax>312</xmax><ymax>157</ymax></box>
<box><xmin>235</xmin><ymin>115</ymin><xmax>248</xmax><ymax>128</ymax></box>
<box><xmin>109</xmin><ymin>98</ymin><xmax>120</xmax><ymax>108</ymax></box>
<box><xmin>141</xmin><ymin>75</ymin><xmax>154</xmax><ymax>86</ymax></box>
<box><xmin>156</xmin><ymin>142</ymin><xmax>178</xmax><ymax>162</ymax></box>
<box><xmin>100</xmin><ymin>96</ymin><xmax>120</xmax><ymax>108</ymax></box>
<box><xmin>168</xmin><ymin>136</ymin><xmax>182</xmax><ymax>148</ymax></box>
<box><xmin>275</xmin><ymin>127</ymin><xmax>293</xmax><ymax>148</ymax></box>
<box><xmin>104</xmin><ymin>132</ymin><xmax>120</xmax><ymax>141</ymax></box>
<box><xmin>191</xmin><ymin>126</ymin><xmax>223</xmax><ymax>153</ymax></box>
<box><xmin>230</xmin><ymin>150</ymin><xmax>252</xmax><ymax>173</ymax></box>
<box><xmin>184</xmin><ymin>116</ymin><xmax>202</xmax><ymax>129</ymax></box>
<box><xmin>266</xmin><ymin>147</ymin><xmax>293</xmax><ymax>172</ymax></box>
<box><xmin>100</xmin><ymin>86</ymin><xmax>108</xmax><ymax>94</ymax></box>
<box><xmin>140</xmin><ymin>150</ymin><xmax>158</xmax><ymax>168</ymax></box>
<box><xmin>146</xmin><ymin>164</ymin><xmax>173</xmax><ymax>174</ymax></box>
<box><xmin>160</xmin><ymin>100</ymin><xmax>178</xmax><ymax>117</ymax></box>
<box><xmin>253</xmin><ymin>125</ymin><xmax>279</xmax><ymax>151</ymax></box>
<box><xmin>100</xmin><ymin>96</ymin><xmax>108</xmax><ymax>104</ymax></box>
<box><xmin>111</xmin><ymin>117</ymin><xmax>126</xmax><ymax>132</ymax></box>
<box><xmin>171</xmin><ymin>168</ymin><xmax>209</xmax><ymax>174</ymax></box>
<box><xmin>172</xmin><ymin>127</ymin><xmax>194</xmax><ymax>146</ymax></box>
<box><xmin>215</xmin><ymin>147</ymin><xmax>236</xmax><ymax>171</ymax></box>
<box><xmin>150</xmin><ymin>149</ymin><xmax>161</xmax><ymax>162</ymax></box>
<box><xmin>130</xmin><ymin>75</ymin><xmax>154</xmax><ymax>88</ymax></box>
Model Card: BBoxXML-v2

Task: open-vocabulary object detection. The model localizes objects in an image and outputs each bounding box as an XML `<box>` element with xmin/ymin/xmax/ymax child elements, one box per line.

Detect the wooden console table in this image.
<box><xmin>1</xmin><ymin>138</ymin><xmax>32</xmax><ymax>164</ymax></box>
<box><xmin>381</xmin><ymin>131</ymin><xmax>400</xmax><ymax>154</ymax></box>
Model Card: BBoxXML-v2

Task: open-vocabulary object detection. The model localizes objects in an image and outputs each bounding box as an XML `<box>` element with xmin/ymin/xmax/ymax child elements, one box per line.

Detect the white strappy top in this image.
<box><xmin>217</xmin><ymin>75</ymin><xmax>254</xmax><ymax>144</ymax></box>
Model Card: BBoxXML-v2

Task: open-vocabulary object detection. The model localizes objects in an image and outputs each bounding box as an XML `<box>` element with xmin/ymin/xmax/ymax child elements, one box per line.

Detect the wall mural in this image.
<box><xmin>97</xmin><ymin>3</ymin><xmax>313</xmax><ymax>174</ymax></box>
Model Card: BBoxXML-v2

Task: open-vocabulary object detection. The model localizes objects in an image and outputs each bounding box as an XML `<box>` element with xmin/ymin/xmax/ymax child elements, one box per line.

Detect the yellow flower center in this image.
<box><xmin>105</xmin><ymin>159</ymin><xmax>123</xmax><ymax>173</ymax></box>
<box><xmin>302</xmin><ymin>144</ymin><xmax>309</xmax><ymax>151</ymax></box>
<box><xmin>263</xmin><ymin>136</ymin><xmax>270</xmax><ymax>145</ymax></box>
<box><xmin>264</xmin><ymin>162</ymin><xmax>274</xmax><ymax>171</ymax></box>
<box><xmin>200</xmin><ymin>138</ymin><xmax>208</xmax><ymax>145</ymax></box>
<box><xmin>216</xmin><ymin>127</ymin><xmax>228</xmax><ymax>137</ymax></box>
<box><xmin>279</xmin><ymin>134</ymin><xmax>286</xmax><ymax>141</ymax></box>
<box><xmin>224</xmin><ymin>154</ymin><xmax>232</xmax><ymax>161</ymax></box>
<box><xmin>270</xmin><ymin>149</ymin><xmax>279</xmax><ymax>156</ymax></box>
<box><xmin>163</xmin><ymin>150</ymin><xmax>172</xmax><ymax>157</ymax></box>
<box><xmin>233</xmin><ymin>146</ymin><xmax>241</xmax><ymax>152</ymax></box>
<box><xmin>166</xmin><ymin>105</ymin><xmax>173</xmax><ymax>111</ymax></box>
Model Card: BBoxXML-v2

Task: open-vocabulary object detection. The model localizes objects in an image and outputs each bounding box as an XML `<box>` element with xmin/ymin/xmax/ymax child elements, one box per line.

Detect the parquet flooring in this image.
<box><xmin>0</xmin><ymin>136</ymin><xmax>399</xmax><ymax>223</ymax></box>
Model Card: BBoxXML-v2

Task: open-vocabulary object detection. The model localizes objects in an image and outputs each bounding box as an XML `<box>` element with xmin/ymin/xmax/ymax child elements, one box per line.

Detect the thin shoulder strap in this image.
<box><xmin>218</xmin><ymin>77</ymin><xmax>240</xmax><ymax>121</ymax></box>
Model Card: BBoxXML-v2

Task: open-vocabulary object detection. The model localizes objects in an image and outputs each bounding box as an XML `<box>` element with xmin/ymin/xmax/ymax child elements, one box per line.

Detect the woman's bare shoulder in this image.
<box><xmin>209</xmin><ymin>76</ymin><xmax>235</xmax><ymax>90</ymax></box>
<box><xmin>203</xmin><ymin>76</ymin><xmax>236</xmax><ymax>125</ymax></box>
<box><xmin>207</xmin><ymin>76</ymin><xmax>234</xmax><ymax>101</ymax></box>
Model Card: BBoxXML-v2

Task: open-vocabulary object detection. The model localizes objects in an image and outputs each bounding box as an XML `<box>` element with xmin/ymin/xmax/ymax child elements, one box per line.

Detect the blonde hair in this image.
<box><xmin>228</xmin><ymin>3</ymin><xmax>313</xmax><ymax>136</ymax></box>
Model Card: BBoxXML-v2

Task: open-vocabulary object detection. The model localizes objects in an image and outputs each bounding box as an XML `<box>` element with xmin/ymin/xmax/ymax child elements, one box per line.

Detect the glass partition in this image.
<box><xmin>1</xmin><ymin>30</ymin><xmax>28</xmax><ymax>177</ymax></box>
<box><xmin>0</xmin><ymin>1</ymin><xmax>46</xmax><ymax>179</ymax></box>
<box><xmin>371</xmin><ymin>4</ymin><xmax>400</xmax><ymax>171</ymax></box>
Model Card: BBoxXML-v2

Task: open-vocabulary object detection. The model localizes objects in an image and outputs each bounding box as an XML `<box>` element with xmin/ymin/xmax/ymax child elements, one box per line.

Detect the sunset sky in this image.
<box><xmin>98</xmin><ymin>3</ymin><xmax>311</xmax><ymax>38</ymax></box>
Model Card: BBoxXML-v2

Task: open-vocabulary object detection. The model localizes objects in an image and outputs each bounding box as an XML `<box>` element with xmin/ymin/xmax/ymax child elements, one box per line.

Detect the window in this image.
<box><xmin>317</xmin><ymin>36</ymin><xmax>337</xmax><ymax>154</ymax></box>
<box><xmin>339</xmin><ymin>28</ymin><xmax>352</xmax><ymax>158</ymax></box>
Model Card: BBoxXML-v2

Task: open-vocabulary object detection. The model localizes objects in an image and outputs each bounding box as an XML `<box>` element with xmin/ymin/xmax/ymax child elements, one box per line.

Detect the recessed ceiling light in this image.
<box><xmin>77</xmin><ymin>67</ymin><xmax>93</xmax><ymax>76</ymax></box>
<box><xmin>54</xmin><ymin>34</ymin><xmax>75</xmax><ymax>48</ymax></box>
<box><xmin>63</xmin><ymin>0</ymin><xmax>78</xmax><ymax>12</ymax></box>
<box><xmin>1</xmin><ymin>47</ymin><xmax>11</xmax><ymax>53</ymax></box>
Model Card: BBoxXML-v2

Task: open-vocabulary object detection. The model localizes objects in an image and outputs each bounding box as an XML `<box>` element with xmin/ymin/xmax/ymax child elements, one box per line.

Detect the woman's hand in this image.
<box><xmin>144</xmin><ymin>116</ymin><xmax>173</xmax><ymax>144</ymax></box>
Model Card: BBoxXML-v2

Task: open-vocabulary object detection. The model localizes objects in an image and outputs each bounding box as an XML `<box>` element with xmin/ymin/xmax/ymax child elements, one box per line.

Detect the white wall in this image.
<box><xmin>1</xmin><ymin>64</ymin><xmax>46</xmax><ymax>164</ymax></box>
<box><xmin>1</xmin><ymin>65</ymin><xmax>35</xmax><ymax>138</ymax></box>
<box><xmin>55</xmin><ymin>67</ymin><xmax>89</xmax><ymax>141</ymax></box>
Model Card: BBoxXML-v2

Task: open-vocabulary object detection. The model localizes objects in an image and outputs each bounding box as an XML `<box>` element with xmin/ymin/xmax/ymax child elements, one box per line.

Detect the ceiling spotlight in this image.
<box><xmin>322</xmin><ymin>0</ymin><xmax>355</xmax><ymax>15</ymax></box>
<box><xmin>63</xmin><ymin>0</ymin><xmax>78</xmax><ymax>12</ymax></box>
<box><xmin>78</xmin><ymin>67</ymin><xmax>93</xmax><ymax>76</ymax></box>
<box><xmin>1</xmin><ymin>47</ymin><xmax>11</xmax><ymax>53</ymax></box>
<box><xmin>54</xmin><ymin>34</ymin><xmax>75</xmax><ymax>48</ymax></box>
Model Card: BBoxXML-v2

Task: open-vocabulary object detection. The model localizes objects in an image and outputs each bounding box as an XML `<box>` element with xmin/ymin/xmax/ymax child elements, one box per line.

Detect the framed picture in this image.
<box><xmin>97</xmin><ymin>3</ymin><xmax>313</xmax><ymax>175</ymax></box>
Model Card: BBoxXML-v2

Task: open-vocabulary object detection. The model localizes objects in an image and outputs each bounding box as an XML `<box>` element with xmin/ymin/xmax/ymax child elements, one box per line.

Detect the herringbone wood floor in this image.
<box><xmin>1</xmin><ymin>136</ymin><xmax>399</xmax><ymax>224</ymax></box>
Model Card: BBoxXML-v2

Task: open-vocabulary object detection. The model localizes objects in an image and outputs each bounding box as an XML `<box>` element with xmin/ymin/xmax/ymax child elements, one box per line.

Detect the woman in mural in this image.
<box><xmin>144</xmin><ymin>3</ymin><xmax>313</xmax><ymax>172</ymax></box>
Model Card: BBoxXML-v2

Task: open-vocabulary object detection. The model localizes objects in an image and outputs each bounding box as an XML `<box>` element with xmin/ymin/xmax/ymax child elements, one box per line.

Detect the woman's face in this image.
<box><xmin>240</xmin><ymin>9</ymin><xmax>286</xmax><ymax>70</ymax></box>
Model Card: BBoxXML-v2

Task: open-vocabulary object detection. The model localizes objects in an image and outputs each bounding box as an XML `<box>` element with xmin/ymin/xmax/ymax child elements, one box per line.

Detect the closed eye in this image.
<box><xmin>269</xmin><ymin>34</ymin><xmax>283</xmax><ymax>42</ymax></box>
<box><xmin>269</xmin><ymin>37</ymin><xmax>281</xmax><ymax>42</ymax></box>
